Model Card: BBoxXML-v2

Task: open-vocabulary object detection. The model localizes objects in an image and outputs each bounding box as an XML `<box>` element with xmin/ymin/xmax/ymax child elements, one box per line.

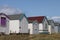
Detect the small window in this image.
<box><xmin>28</xmin><ymin>29</ymin><xmax>30</xmax><ymax>33</ymax></box>
<box><xmin>35</xmin><ymin>29</ymin><xmax>37</xmax><ymax>30</ymax></box>
<box><xmin>35</xmin><ymin>23</ymin><xmax>37</xmax><ymax>25</ymax></box>
<box><xmin>19</xmin><ymin>27</ymin><xmax>21</xmax><ymax>29</ymax></box>
<box><xmin>52</xmin><ymin>26</ymin><xmax>54</xmax><ymax>29</ymax></box>
<box><xmin>45</xmin><ymin>24</ymin><xmax>47</xmax><ymax>28</ymax></box>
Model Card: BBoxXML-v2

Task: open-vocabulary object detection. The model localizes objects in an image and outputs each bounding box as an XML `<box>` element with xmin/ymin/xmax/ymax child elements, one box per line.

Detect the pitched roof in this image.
<box><xmin>48</xmin><ymin>20</ymin><xmax>54</xmax><ymax>25</ymax></box>
<box><xmin>0</xmin><ymin>13</ymin><xmax>9</xmax><ymax>18</ymax></box>
<box><xmin>54</xmin><ymin>22</ymin><xmax>60</xmax><ymax>26</ymax></box>
<box><xmin>28</xmin><ymin>16</ymin><xmax>45</xmax><ymax>23</ymax></box>
<box><xmin>8</xmin><ymin>14</ymin><xmax>25</xmax><ymax>20</ymax></box>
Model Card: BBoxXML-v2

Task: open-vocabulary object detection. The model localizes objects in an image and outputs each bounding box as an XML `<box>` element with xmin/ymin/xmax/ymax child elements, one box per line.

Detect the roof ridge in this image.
<box><xmin>8</xmin><ymin>13</ymin><xmax>23</xmax><ymax>16</ymax></box>
<box><xmin>28</xmin><ymin>16</ymin><xmax>45</xmax><ymax>18</ymax></box>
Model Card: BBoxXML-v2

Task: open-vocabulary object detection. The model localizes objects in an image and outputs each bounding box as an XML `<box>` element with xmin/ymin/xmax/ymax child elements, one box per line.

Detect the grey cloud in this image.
<box><xmin>0</xmin><ymin>6</ymin><xmax>22</xmax><ymax>15</ymax></box>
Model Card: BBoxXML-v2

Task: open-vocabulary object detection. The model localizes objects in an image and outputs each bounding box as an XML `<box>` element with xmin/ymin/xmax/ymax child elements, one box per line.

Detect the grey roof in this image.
<box><xmin>54</xmin><ymin>22</ymin><xmax>60</xmax><ymax>26</ymax></box>
<box><xmin>48</xmin><ymin>20</ymin><xmax>54</xmax><ymax>25</ymax></box>
<box><xmin>8</xmin><ymin>14</ymin><xmax>24</xmax><ymax>20</ymax></box>
<box><xmin>0</xmin><ymin>13</ymin><xmax>9</xmax><ymax>18</ymax></box>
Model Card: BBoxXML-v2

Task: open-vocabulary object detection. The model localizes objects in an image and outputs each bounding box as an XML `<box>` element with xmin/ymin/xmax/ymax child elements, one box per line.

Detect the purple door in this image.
<box><xmin>1</xmin><ymin>17</ymin><xmax>6</xmax><ymax>27</ymax></box>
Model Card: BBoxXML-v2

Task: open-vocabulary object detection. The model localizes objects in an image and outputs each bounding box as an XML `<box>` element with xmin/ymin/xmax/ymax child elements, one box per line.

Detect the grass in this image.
<box><xmin>0</xmin><ymin>34</ymin><xmax>29</xmax><ymax>40</ymax></box>
<box><xmin>29</xmin><ymin>34</ymin><xmax>60</xmax><ymax>40</ymax></box>
<box><xmin>0</xmin><ymin>34</ymin><xmax>60</xmax><ymax>40</ymax></box>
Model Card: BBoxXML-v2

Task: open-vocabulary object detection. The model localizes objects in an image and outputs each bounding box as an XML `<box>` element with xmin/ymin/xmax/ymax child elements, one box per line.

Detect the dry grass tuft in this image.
<box><xmin>0</xmin><ymin>34</ymin><xmax>60</xmax><ymax>40</ymax></box>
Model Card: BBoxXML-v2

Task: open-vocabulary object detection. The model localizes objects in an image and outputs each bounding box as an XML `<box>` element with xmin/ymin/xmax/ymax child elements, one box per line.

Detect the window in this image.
<box><xmin>45</xmin><ymin>24</ymin><xmax>47</xmax><ymax>28</ymax></box>
<box><xmin>35</xmin><ymin>29</ymin><xmax>37</xmax><ymax>30</ymax></box>
<box><xmin>19</xmin><ymin>27</ymin><xmax>21</xmax><ymax>29</ymax></box>
<box><xmin>1</xmin><ymin>17</ymin><xmax>6</xmax><ymax>27</ymax></box>
<box><xmin>28</xmin><ymin>29</ymin><xmax>30</xmax><ymax>33</ymax></box>
<box><xmin>35</xmin><ymin>23</ymin><xmax>37</xmax><ymax>25</ymax></box>
<box><xmin>52</xmin><ymin>26</ymin><xmax>54</xmax><ymax>29</ymax></box>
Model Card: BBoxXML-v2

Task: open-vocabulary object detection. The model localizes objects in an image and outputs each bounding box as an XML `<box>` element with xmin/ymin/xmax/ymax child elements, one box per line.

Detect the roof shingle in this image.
<box><xmin>8</xmin><ymin>14</ymin><xmax>24</xmax><ymax>20</ymax></box>
<box><xmin>28</xmin><ymin>16</ymin><xmax>45</xmax><ymax>23</ymax></box>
